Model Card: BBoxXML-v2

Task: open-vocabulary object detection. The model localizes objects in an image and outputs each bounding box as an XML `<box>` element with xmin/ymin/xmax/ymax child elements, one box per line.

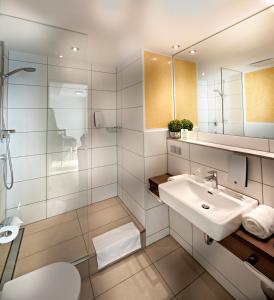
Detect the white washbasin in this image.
<box><xmin>159</xmin><ymin>174</ymin><xmax>258</xmax><ymax>241</ymax></box>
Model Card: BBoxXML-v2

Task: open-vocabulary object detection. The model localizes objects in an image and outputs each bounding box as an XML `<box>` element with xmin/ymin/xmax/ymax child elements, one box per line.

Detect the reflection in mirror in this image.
<box><xmin>173</xmin><ymin>6</ymin><xmax>274</xmax><ymax>139</ymax></box>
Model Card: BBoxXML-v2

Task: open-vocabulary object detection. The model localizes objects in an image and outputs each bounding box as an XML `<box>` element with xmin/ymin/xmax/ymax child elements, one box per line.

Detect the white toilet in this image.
<box><xmin>0</xmin><ymin>262</ymin><xmax>81</xmax><ymax>300</ymax></box>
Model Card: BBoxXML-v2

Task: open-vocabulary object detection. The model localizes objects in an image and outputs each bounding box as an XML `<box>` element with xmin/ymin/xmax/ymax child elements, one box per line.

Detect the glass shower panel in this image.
<box><xmin>221</xmin><ymin>67</ymin><xmax>244</xmax><ymax>136</ymax></box>
<box><xmin>0</xmin><ymin>14</ymin><xmax>90</xmax><ymax>278</ymax></box>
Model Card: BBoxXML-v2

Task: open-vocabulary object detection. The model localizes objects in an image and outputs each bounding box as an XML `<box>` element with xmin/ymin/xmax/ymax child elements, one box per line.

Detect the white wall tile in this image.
<box><xmin>190</xmin><ymin>144</ymin><xmax>227</xmax><ymax>171</ymax></box>
<box><xmin>145</xmin><ymin>154</ymin><xmax>167</xmax><ymax>182</ymax></box>
<box><xmin>91</xmin><ymin>128</ymin><xmax>116</xmax><ymax>148</ymax></box>
<box><xmin>92</xmin><ymin>71</ymin><xmax>116</xmax><ymax>91</ymax></box>
<box><xmin>91</xmin><ymin>90</ymin><xmax>116</xmax><ymax>109</ymax></box>
<box><xmin>145</xmin><ymin>204</ymin><xmax>169</xmax><ymax>236</ymax></box>
<box><xmin>8</xmin><ymin>60</ymin><xmax>47</xmax><ymax>86</ymax></box>
<box><xmin>48</xmin><ymin>108</ymin><xmax>88</xmax><ymax>130</ymax></box>
<box><xmin>8</xmin><ymin>109</ymin><xmax>47</xmax><ymax>132</ymax></box>
<box><xmin>263</xmin><ymin>184</ymin><xmax>274</xmax><ymax>208</ymax></box>
<box><xmin>6</xmin><ymin>178</ymin><xmax>46</xmax><ymax>209</ymax></box>
<box><xmin>168</xmin><ymin>155</ymin><xmax>190</xmax><ymax>175</ymax></box>
<box><xmin>7</xmin><ymin>201</ymin><xmax>46</xmax><ymax>225</ymax></box>
<box><xmin>47</xmin><ymin>149</ymin><xmax>90</xmax><ymax>176</ymax></box>
<box><xmin>122</xmin><ymin>82</ymin><xmax>143</xmax><ymax>108</ymax></box>
<box><xmin>146</xmin><ymin>228</ymin><xmax>169</xmax><ymax>246</ymax></box>
<box><xmin>144</xmin><ymin>130</ymin><xmax>167</xmax><ymax>157</ymax></box>
<box><xmin>91</xmin><ymin>165</ymin><xmax>117</xmax><ymax>188</ymax></box>
<box><xmin>122</xmin><ymin>149</ymin><xmax>144</xmax><ymax>182</ymax></box>
<box><xmin>47</xmin><ymin>191</ymin><xmax>89</xmax><ymax>217</ymax></box>
<box><xmin>47</xmin><ymin>129</ymin><xmax>87</xmax><ymax>153</ymax></box>
<box><xmin>121</xmin><ymin>190</ymin><xmax>145</xmax><ymax>226</ymax></box>
<box><xmin>169</xmin><ymin>209</ymin><xmax>192</xmax><ymax>246</ymax></box>
<box><xmin>262</xmin><ymin>158</ymin><xmax>274</xmax><ymax>187</ymax></box>
<box><xmin>47</xmin><ymin>169</ymin><xmax>89</xmax><ymax>199</ymax></box>
<box><xmin>122</xmin><ymin>107</ymin><xmax>143</xmax><ymax>131</ymax></box>
<box><xmin>48</xmin><ymin>57</ymin><xmax>91</xmax><ymax>70</ymax></box>
<box><xmin>122</xmin><ymin>58</ymin><xmax>142</xmax><ymax>89</ymax></box>
<box><xmin>92</xmin><ymin>146</ymin><xmax>117</xmax><ymax>168</ymax></box>
<box><xmin>144</xmin><ymin>189</ymin><xmax>161</xmax><ymax>210</ymax></box>
<box><xmin>92</xmin><ymin>183</ymin><xmax>117</xmax><ymax>203</ymax></box>
<box><xmin>121</xmin><ymin>129</ymin><xmax>144</xmax><ymax>156</ymax></box>
<box><xmin>12</xmin><ymin>155</ymin><xmax>46</xmax><ymax>182</ymax></box>
<box><xmin>49</xmin><ymin>87</ymin><xmax>89</xmax><ymax>109</ymax></box>
<box><xmin>8</xmin><ymin>84</ymin><xmax>47</xmax><ymax>108</ymax></box>
<box><xmin>122</xmin><ymin>169</ymin><xmax>145</xmax><ymax>208</ymax></box>
<box><xmin>10</xmin><ymin>132</ymin><xmax>46</xmax><ymax>157</ymax></box>
<box><xmin>48</xmin><ymin>65</ymin><xmax>90</xmax><ymax>88</ymax></box>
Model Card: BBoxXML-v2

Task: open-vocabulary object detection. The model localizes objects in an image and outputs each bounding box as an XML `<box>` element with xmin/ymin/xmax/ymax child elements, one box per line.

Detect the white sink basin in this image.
<box><xmin>159</xmin><ymin>174</ymin><xmax>258</xmax><ymax>241</ymax></box>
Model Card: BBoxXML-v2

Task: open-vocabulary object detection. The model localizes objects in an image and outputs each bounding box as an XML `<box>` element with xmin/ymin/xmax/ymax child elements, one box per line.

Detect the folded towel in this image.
<box><xmin>242</xmin><ymin>205</ymin><xmax>274</xmax><ymax>239</ymax></box>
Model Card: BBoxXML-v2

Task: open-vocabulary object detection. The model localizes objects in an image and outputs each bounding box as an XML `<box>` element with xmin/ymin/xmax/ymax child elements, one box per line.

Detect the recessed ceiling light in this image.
<box><xmin>71</xmin><ymin>47</ymin><xmax>79</xmax><ymax>52</ymax></box>
<box><xmin>189</xmin><ymin>50</ymin><xmax>197</xmax><ymax>55</ymax></box>
<box><xmin>172</xmin><ymin>44</ymin><xmax>181</xmax><ymax>50</ymax></box>
<box><xmin>59</xmin><ymin>55</ymin><xmax>64</xmax><ymax>59</ymax></box>
<box><xmin>201</xmin><ymin>72</ymin><xmax>205</xmax><ymax>76</ymax></box>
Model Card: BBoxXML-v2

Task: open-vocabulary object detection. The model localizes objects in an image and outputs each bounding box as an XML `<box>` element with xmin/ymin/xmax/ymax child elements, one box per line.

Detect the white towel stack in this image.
<box><xmin>242</xmin><ymin>205</ymin><xmax>274</xmax><ymax>239</ymax></box>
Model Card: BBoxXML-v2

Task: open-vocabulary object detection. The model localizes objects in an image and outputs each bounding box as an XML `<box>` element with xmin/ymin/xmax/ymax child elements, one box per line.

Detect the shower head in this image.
<box><xmin>2</xmin><ymin>67</ymin><xmax>36</xmax><ymax>79</ymax></box>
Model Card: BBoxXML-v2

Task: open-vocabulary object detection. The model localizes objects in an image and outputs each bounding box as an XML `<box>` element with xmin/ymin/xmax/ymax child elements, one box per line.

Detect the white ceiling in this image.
<box><xmin>0</xmin><ymin>0</ymin><xmax>273</xmax><ymax>64</ymax></box>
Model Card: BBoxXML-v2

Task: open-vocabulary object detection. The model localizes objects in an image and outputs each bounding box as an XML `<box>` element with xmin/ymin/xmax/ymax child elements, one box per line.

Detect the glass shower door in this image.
<box><xmin>221</xmin><ymin>67</ymin><xmax>244</xmax><ymax>136</ymax></box>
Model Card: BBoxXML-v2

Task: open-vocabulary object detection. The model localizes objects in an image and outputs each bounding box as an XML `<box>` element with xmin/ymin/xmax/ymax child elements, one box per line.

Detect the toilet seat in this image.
<box><xmin>1</xmin><ymin>262</ymin><xmax>81</xmax><ymax>300</ymax></box>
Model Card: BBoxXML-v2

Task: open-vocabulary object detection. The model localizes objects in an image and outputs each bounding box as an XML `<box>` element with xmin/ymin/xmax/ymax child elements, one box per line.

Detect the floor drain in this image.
<box><xmin>201</xmin><ymin>203</ymin><xmax>210</xmax><ymax>209</ymax></box>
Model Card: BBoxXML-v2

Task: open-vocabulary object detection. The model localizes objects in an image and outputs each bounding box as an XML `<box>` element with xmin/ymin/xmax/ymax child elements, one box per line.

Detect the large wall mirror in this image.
<box><xmin>173</xmin><ymin>6</ymin><xmax>274</xmax><ymax>139</ymax></box>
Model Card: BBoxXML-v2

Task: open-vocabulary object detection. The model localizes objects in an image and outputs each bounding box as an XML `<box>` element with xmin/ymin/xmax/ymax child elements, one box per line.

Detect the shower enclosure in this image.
<box><xmin>0</xmin><ymin>14</ymin><xmax>91</xmax><ymax>282</ymax></box>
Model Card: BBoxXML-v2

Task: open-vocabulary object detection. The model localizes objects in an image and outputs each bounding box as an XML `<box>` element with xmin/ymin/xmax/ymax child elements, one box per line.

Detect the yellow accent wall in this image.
<box><xmin>144</xmin><ymin>51</ymin><xmax>173</xmax><ymax>128</ymax></box>
<box><xmin>245</xmin><ymin>67</ymin><xmax>274</xmax><ymax>123</ymax></box>
<box><xmin>174</xmin><ymin>59</ymin><xmax>198</xmax><ymax>124</ymax></box>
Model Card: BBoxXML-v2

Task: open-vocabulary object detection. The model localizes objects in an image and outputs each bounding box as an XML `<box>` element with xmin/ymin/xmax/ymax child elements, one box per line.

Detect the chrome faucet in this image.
<box><xmin>204</xmin><ymin>170</ymin><xmax>218</xmax><ymax>189</ymax></box>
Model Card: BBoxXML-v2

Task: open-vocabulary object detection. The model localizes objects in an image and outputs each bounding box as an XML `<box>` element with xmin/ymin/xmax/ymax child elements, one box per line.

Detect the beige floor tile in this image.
<box><xmin>77</xmin><ymin>197</ymin><xmax>121</xmax><ymax>218</ymax></box>
<box><xmin>145</xmin><ymin>236</ymin><xmax>180</xmax><ymax>263</ymax></box>
<box><xmin>19</xmin><ymin>219</ymin><xmax>82</xmax><ymax>258</ymax></box>
<box><xmin>154</xmin><ymin>248</ymin><xmax>204</xmax><ymax>294</ymax></box>
<box><xmin>91</xmin><ymin>250</ymin><xmax>151</xmax><ymax>297</ymax></box>
<box><xmin>14</xmin><ymin>236</ymin><xmax>88</xmax><ymax>278</ymax></box>
<box><xmin>176</xmin><ymin>272</ymin><xmax>233</xmax><ymax>300</ymax></box>
<box><xmin>23</xmin><ymin>211</ymin><xmax>77</xmax><ymax>236</ymax></box>
<box><xmin>78</xmin><ymin>204</ymin><xmax>128</xmax><ymax>234</ymax></box>
<box><xmin>83</xmin><ymin>216</ymin><xmax>133</xmax><ymax>254</ymax></box>
<box><xmin>80</xmin><ymin>278</ymin><xmax>94</xmax><ymax>300</ymax></box>
<box><xmin>95</xmin><ymin>265</ymin><xmax>173</xmax><ymax>300</ymax></box>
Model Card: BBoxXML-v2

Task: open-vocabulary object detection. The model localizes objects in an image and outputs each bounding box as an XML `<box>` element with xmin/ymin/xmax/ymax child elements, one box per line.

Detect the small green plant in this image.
<box><xmin>181</xmin><ymin>119</ymin><xmax>193</xmax><ymax>131</ymax></box>
<box><xmin>168</xmin><ymin>119</ymin><xmax>183</xmax><ymax>132</ymax></box>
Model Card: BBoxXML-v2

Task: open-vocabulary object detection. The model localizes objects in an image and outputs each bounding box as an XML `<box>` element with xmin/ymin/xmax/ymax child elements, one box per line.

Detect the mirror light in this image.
<box><xmin>71</xmin><ymin>47</ymin><xmax>79</xmax><ymax>52</ymax></box>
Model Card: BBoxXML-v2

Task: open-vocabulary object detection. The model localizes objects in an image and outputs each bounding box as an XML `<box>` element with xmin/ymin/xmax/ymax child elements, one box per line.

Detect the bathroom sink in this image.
<box><xmin>159</xmin><ymin>174</ymin><xmax>258</xmax><ymax>241</ymax></box>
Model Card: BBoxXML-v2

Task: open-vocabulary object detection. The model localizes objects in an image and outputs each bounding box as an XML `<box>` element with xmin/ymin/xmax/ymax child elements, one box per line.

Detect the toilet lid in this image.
<box><xmin>1</xmin><ymin>262</ymin><xmax>81</xmax><ymax>300</ymax></box>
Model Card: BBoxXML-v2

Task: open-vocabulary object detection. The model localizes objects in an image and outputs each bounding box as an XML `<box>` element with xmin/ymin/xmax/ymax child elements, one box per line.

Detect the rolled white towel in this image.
<box><xmin>242</xmin><ymin>205</ymin><xmax>274</xmax><ymax>239</ymax></box>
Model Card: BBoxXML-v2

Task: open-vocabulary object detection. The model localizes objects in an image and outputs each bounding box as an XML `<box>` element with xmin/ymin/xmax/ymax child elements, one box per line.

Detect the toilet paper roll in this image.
<box><xmin>0</xmin><ymin>225</ymin><xmax>19</xmax><ymax>244</ymax></box>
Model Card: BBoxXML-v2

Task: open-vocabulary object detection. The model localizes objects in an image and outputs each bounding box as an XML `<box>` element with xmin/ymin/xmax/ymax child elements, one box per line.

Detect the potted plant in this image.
<box><xmin>180</xmin><ymin>119</ymin><xmax>193</xmax><ymax>139</ymax></box>
<box><xmin>168</xmin><ymin>119</ymin><xmax>183</xmax><ymax>139</ymax></box>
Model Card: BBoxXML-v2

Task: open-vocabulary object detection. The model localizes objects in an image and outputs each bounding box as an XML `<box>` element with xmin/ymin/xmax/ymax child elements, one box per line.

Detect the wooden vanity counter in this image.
<box><xmin>149</xmin><ymin>174</ymin><xmax>274</xmax><ymax>281</ymax></box>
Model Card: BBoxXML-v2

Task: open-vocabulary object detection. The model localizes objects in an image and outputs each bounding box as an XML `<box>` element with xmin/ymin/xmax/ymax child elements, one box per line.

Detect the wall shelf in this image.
<box><xmin>170</xmin><ymin>138</ymin><xmax>274</xmax><ymax>159</ymax></box>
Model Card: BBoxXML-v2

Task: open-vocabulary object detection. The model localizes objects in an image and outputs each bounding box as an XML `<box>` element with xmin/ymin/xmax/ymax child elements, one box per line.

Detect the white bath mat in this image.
<box><xmin>92</xmin><ymin>222</ymin><xmax>141</xmax><ymax>270</ymax></box>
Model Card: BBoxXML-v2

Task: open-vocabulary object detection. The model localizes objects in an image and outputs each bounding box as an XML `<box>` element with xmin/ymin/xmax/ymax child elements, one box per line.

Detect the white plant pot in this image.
<box><xmin>169</xmin><ymin>131</ymin><xmax>181</xmax><ymax>139</ymax></box>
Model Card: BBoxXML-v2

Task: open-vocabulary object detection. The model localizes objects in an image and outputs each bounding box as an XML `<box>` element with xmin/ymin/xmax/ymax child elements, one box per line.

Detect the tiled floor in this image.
<box><xmin>80</xmin><ymin>236</ymin><xmax>234</xmax><ymax>300</ymax></box>
<box><xmin>14</xmin><ymin>197</ymin><xmax>144</xmax><ymax>278</ymax></box>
